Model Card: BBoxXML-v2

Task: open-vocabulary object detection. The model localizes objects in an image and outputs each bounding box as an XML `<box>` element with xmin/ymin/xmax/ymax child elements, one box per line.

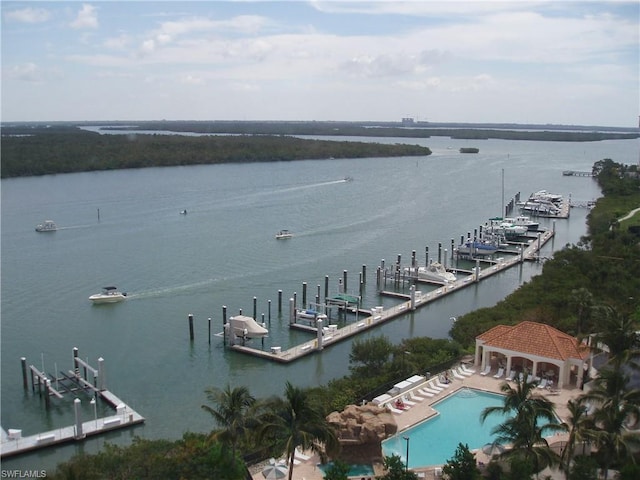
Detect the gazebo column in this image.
<box><xmin>474</xmin><ymin>343</ymin><xmax>482</xmax><ymax>368</ymax></box>
<box><xmin>532</xmin><ymin>360</ymin><xmax>539</xmax><ymax>379</ymax></box>
<box><xmin>480</xmin><ymin>348</ymin><xmax>490</xmax><ymax>371</ymax></box>
<box><xmin>576</xmin><ymin>361</ymin><xmax>585</xmax><ymax>389</ymax></box>
<box><xmin>506</xmin><ymin>356</ymin><xmax>513</xmax><ymax>376</ymax></box>
<box><xmin>557</xmin><ymin>364</ymin><xmax>566</xmax><ymax>389</ymax></box>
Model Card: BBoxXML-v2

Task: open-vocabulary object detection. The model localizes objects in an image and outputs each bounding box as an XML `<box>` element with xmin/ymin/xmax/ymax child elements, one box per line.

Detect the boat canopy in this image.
<box><xmin>229</xmin><ymin>315</ymin><xmax>269</xmax><ymax>338</ymax></box>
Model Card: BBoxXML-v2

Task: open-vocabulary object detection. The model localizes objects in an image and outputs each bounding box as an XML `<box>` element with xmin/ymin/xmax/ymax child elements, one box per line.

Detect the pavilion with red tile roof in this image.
<box><xmin>475</xmin><ymin>321</ymin><xmax>591</xmax><ymax>388</ymax></box>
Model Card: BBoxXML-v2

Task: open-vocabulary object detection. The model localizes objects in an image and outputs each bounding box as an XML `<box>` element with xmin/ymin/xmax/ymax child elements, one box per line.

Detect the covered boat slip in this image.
<box><xmin>229</xmin><ymin>229</ymin><xmax>555</xmax><ymax>363</ymax></box>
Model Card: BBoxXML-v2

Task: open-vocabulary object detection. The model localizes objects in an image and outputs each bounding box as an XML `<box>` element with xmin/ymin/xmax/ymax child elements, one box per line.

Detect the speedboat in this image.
<box><xmin>35</xmin><ymin>220</ymin><xmax>57</xmax><ymax>232</ymax></box>
<box><xmin>456</xmin><ymin>240</ymin><xmax>499</xmax><ymax>257</ymax></box>
<box><xmin>486</xmin><ymin>220</ymin><xmax>528</xmax><ymax>238</ymax></box>
<box><xmin>520</xmin><ymin>200</ymin><xmax>561</xmax><ymax>216</ymax></box>
<box><xmin>531</xmin><ymin>190</ymin><xmax>563</xmax><ymax>204</ymax></box>
<box><xmin>89</xmin><ymin>286</ymin><xmax>127</xmax><ymax>304</ymax></box>
<box><xmin>179</xmin><ymin>209</ymin><xmax>187</xmax><ymax>215</ymax></box>
<box><xmin>503</xmin><ymin>215</ymin><xmax>539</xmax><ymax>231</ymax></box>
<box><xmin>296</xmin><ymin>309</ymin><xmax>328</xmax><ymax>322</ymax></box>
<box><xmin>404</xmin><ymin>263</ymin><xmax>457</xmax><ymax>283</ymax></box>
<box><xmin>417</xmin><ymin>262</ymin><xmax>457</xmax><ymax>283</ymax></box>
<box><xmin>275</xmin><ymin>229</ymin><xmax>293</xmax><ymax>239</ymax></box>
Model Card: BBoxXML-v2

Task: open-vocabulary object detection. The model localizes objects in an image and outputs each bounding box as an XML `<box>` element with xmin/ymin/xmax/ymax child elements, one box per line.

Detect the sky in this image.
<box><xmin>1</xmin><ymin>1</ymin><xmax>638</xmax><ymax>126</ymax></box>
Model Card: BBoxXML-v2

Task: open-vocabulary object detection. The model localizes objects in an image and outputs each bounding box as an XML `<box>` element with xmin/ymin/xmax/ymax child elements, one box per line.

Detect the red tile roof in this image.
<box><xmin>477</xmin><ymin>321</ymin><xmax>589</xmax><ymax>361</ymax></box>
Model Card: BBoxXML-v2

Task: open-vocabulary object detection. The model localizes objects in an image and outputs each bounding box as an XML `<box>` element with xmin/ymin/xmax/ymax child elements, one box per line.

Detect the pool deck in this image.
<box><xmin>249</xmin><ymin>368</ymin><xmax>582</xmax><ymax>480</ymax></box>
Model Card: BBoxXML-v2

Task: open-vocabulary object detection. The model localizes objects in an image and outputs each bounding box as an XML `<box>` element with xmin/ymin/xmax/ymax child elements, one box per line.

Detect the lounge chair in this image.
<box><xmin>402</xmin><ymin>396</ymin><xmax>417</xmax><ymax>406</ymax></box>
<box><xmin>386</xmin><ymin>403</ymin><xmax>404</xmax><ymax>414</ymax></box>
<box><xmin>295</xmin><ymin>448</ymin><xmax>311</xmax><ymax>461</ymax></box>
<box><xmin>428</xmin><ymin>380</ymin><xmax>444</xmax><ymax>391</ymax></box>
<box><xmin>422</xmin><ymin>385</ymin><xmax>440</xmax><ymax>395</ymax></box>
<box><xmin>452</xmin><ymin>369</ymin><xmax>466</xmax><ymax>380</ymax></box>
<box><xmin>506</xmin><ymin>371</ymin><xmax>516</xmax><ymax>381</ymax></box>
<box><xmin>435</xmin><ymin>377</ymin><xmax>451</xmax><ymax>388</ymax></box>
<box><xmin>458</xmin><ymin>367</ymin><xmax>473</xmax><ymax>377</ymax></box>
<box><xmin>493</xmin><ymin>367</ymin><xmax>504</xmax><ymax>379</ymax></box>
<box><xmin>409</xmin><ymin>391</ymin><xmax>425</xmax><ymax>402</ymax></box>
<box><xmin>526</xmin><ymin>374</ymin><xmax>534</xmax><ymax>384</ymax></box>
<box><xmin>537</xmin><ymin>378</ymin><xmax>548</xmax><ymax>389</ymax></box>
<box><xmin>461</xmin><ymin>364</ymin><xmax>476</xmax><ymax>374</ymax></box>
<box><xmin>417</xmin><ymin>388</ymin><xmax>434</xmax><ymax>398</ymax></box>
<box><xmin>479</xmin><ymin>365</ymin><xmax>492</xmax><ymax>376</ymax></box>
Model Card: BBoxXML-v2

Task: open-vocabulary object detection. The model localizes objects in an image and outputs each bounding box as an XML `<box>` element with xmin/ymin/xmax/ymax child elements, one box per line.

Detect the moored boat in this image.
<box><xmin>503</xmin><ymin>215</ymin><xmax>539</xmax><ymax>231</ymax></box>
<box><xmin>456</xmin><ymin>239</ymin><xmax>499</xmax><ymax>257</ymax></box>
<box><xmin>417</xmin><ymin>262</ymin><xmax>457</xmax><ymax>283</ymax></box>
<box><xmin>35</xmin><ymin>220</ymin><xmax>57</xmax><ymax>232</ymax></box>
<box><xmin>89</xmin><ymin>286</ymin><xmax>127</xmax><ymax>304</ymax></box>
<box><xmin>275</xmin><ymin>229</ymin><xmax>293</xmax><ymax>239</ymax></box>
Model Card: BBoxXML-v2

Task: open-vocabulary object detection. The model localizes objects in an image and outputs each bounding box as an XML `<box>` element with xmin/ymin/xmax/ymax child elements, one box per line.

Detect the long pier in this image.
<box><xmin>1</xmin><ymin>349</ymin><xmax>144</xmax><ymax>458</ymax></box>
<box><xmin>229</xmin><ymin>228</ymin><xmax>555</xmax><ymax>363</ymax></box>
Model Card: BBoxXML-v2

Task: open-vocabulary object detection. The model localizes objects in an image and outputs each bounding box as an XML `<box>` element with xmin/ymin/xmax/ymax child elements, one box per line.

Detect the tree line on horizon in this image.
<box><xmin>0</xmin><ymin>125</ymin><xmax>430</xmax><ymax>178</ymax></box>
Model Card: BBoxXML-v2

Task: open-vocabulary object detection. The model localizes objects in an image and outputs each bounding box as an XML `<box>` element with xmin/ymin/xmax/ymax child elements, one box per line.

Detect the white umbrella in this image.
<box><xmin>262</xmin><ymin>462</ymin><xmax>288</xmax><ymax>480</ymax></box>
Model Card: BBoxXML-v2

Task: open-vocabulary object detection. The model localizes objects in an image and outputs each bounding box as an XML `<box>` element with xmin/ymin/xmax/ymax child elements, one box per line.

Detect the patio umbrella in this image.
<box><xmin>482</xmin><ymin>441</ymin><xmax>505</xmax><ymax>456</ymax></box>
<box><xmin>262</xmin><ymin>462</ymin><xmax>288</xmax><ymax>480</ymax></box>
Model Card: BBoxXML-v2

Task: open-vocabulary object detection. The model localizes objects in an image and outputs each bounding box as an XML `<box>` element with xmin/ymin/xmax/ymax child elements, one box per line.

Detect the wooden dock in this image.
<box><xmin>230</xmin><ymin>229</ymin><xmax>554</xmax><ymax>363</ymax></box>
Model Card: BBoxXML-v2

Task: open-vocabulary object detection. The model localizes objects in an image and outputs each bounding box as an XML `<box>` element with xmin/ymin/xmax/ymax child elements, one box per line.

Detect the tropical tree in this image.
<box><xmin>569</xmin><ymin>287</ymin><xmax>593</xmax><ymax>336</ymax></box>
<box><xmin>258</xmin><ymin>381</ymin><xmax>340</xmax><ymax>480</ymax></box>
<box><xmin>480</xmin><ymin>376</ymin><xmax>564</xmax><ymax>474</ymax></box>
<box><xmin>380</xmin><ymin>454</ymin><xmax>418</xmax><ymax>480</ymax></box>
<box><xmin>201</xmin><ymin>384</ymin><xmax>256</xmax><ymax>459</ymax></box>
<box><xmin>560</xmin><ymin>398</ymin><xmax>595</xmax><ymax>479</ymax></box>
<box><xmin>442</xmin><ymin>443</ymin><xmax>482</xmax><ymax>480</ymax></box>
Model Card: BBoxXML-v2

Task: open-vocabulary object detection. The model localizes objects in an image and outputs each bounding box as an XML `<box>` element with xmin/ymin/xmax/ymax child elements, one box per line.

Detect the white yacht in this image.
<box><xmin>89</xmin><ymin>286</ymin><xmax>127</xmax><ymax>304</ymax></box>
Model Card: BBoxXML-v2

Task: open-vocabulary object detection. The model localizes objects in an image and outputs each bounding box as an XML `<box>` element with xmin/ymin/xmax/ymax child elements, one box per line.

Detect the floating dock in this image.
<box><xmin>228</xmin><ymin>228</ymin><xmax>555</xmax><ymax>363</ymax></box>
<box><xmin>1</xmin><ymin>349</ymin><xmax>144</xmax><ymax>458</ymax></box>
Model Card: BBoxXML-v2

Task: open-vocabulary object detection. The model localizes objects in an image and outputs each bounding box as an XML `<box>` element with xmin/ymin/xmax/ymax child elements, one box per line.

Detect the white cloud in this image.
<box><xmin>8</xmin><ymin>62</ymin><xmax>42</xmax><ymax>82</ymax></box>
<box><xmin>70</xmin><ymin>4</ymin><xmax>98</xmax><ymax>29</ymax></box>
<box><xmin>4</xmin><ymin>7</ymin><xmax>51</xmax><ymax>23</ymax></box>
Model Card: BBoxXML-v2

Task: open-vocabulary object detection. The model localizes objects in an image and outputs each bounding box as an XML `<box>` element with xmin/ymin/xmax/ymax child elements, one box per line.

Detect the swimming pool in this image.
<box><xmin>382</xmin><ymin>388</ymin><xmax>508</xmax><ymax>468</ymax></box>
<box><xmin>317</xmin><ymin>462</ymin><xmax>375</xmax><ymax>477</ymax></box>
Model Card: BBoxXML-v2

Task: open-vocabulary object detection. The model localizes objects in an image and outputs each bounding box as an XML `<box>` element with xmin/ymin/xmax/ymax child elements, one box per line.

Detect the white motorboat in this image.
<box><xmin>89</xmin><ymin>286</ymin><xmax>127</xmax><ymax>304</ymax></box>
<box><xmin>520</xmin><ymin>200</ymin><xmax>561</xmax><ymax>216</ymax></box>
<box><xmin>35</xmin><ymin>220</ymin><xmax>57</xmax><ymax>232</ymax></box>
<box><xmin>417</xmin><ymin>262</ymin><xmax>457</xmax><ymax>283</ymax></box>
<box><xmin>531</xmin><ymin>190</ymin><xmax>563</xmax><ymax>204</ymax></box>
<box><xmin>295</xmin><ymin>309</ymin><xmax>328</xmax><ymax>322</ymax></box>
<box><xmin>503</xmin><ymin>215</ymin><xmax>539</xmax><ymax>231</ymax></box>
<box><xmin>275</xmin><ymin>229</ymin><xmax>293</xmax><ymax>239</ymax></box>
<box><xmin>486</xmin><ymin>220</ymin><xmax>528</xmax><ymax>238</ymax></box>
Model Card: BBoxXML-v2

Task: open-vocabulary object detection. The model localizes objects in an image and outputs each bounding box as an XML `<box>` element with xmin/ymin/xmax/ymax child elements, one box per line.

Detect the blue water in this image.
<box><xmin>1</xmin><ymin>134</ymin><xmax>636</xmax><ymax>471</ymax></box>
<box><xmin>382</xmin><ymin>389</ymin><xmax>508</xmax><ymax>468</ymax></box>
<box><xmin>318</xmin><ymin>461</ymin><xmax>375</xmax><ymax>477</ymax></box>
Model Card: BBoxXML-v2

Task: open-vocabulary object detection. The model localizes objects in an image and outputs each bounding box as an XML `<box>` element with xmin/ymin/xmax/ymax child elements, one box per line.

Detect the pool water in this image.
<box><xmin>318</xmin><ymin>461</ymin><xmax>375</xmax><ymax>477</ymax></box>
<box><xmin>382</xmin><ymin>388</ymin><xmax>508</xmax><ymax>468</ymax></box>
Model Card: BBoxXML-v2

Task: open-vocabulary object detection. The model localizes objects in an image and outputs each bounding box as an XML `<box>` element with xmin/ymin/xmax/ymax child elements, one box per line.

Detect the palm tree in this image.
<box><xmin>201</xmin><ymin>384</ymin><xmax>256</xmax><ymax>459</ymax></box>
<box><xmin>258</xmin><ymin>381</ymin><xmax>340</xmax><ymax>480</ymax></box>
<box><xmin>579</xmin><ymin>368</ymin><xmax>640</xmax><ymax>479</ymax></box>
<box><xmin>569</xmin><ymin>287</ymin><xmax>593</xmax><ymax>336</ymax></box>
<box><xmin>591</xmin><ymin>305</ymin><xmax>639</xmax><ymax>369</ymax></box>
<box><xmin>480</xmin><ymin>376</ymin><xmax>564</xmax><ymax>474</ymax></box>
<box><xmin>560</xmin><ymin>398</ymin><xmax>595</xmax><ymax>480</ymax></box>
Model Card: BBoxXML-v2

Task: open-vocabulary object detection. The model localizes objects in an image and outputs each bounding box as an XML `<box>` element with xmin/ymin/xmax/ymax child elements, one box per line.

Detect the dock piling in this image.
<box><xmin>208</xmin><ymin>317</ymin><xmax>211</xmax><ymax>345</ymax></box>
<box><xmin>302</xmin><ymin>283</ymin><xmax>307</xmax><ymax>308</ymax></box>
<box><xmin>188</xmin><ymin>314</ymin><xmax>194</xmax><ymax>341</ymax></box>
<box><xmin>362</xmin><ymin>264</ymin><xmax>367</xmax><ymax>284</ymax></box>
<box><xmin>343</xmin><ymin>270</ymin><xmax>348</xmax><ymax>293</ymax></box>
<box><xmin>21</xmin><ymin>357</ymin><xmax>27</xmax><ymax>390</ymax></box>
<box><xmin>278</xmin><ymin>290</ymin><xmax>282</xmax><ymax>313</ymax></box>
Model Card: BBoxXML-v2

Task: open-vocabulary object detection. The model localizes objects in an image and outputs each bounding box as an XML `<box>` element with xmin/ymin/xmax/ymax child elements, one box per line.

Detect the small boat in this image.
<box><xmin>486</xmin><ymin>220</ymin><xmax>528</xmax><ymax>238</ymax></box>
<box><xmin>520</xmin><ymin>200</ymin><xmax>561</xmax><ymax>216</ymax></box>
<box><xmin>35</xmin><ymin>220</ymin><xmax>57</xmax><ymax>232</ymax></box>
<box><xmin>502</xmin><ymin>215</ymin><xmax>539</xmax><ymax>231</ymax></box>
<box><xmin>180</xmin><ymin>209</ymin><xmax>187</xmax><ymax>215</ymax></box>
<box><xmin>89</xmin><ymin>286</ymin><xmax>127</xmax><ymax>304</ymax></box>
<box><xmin>296</xmin><ymin>309</ymin><xmax>328</xmax><ymax>322</ymax></box>
<box><xmin>531</xmin><ymin>190</ymin><xmax>563</xmax><ymax>204</ymax></box>
<box><xmin>275</xmin><ymin>229</ymin><xmax>293</xmax><ymax>239</ymax></box>
<box><xmin>410</xmin><ymin>262</ymin><xmax>456</xmax><ymax>284</ymax></box>
<box><xmin>456</xmin><ymin>240</ymin><xmax>499</xmax><ymax>257</ymax></box>
<box><xmin>459</xmin><ymin>147</ymin><xmax>479</xmax><ymax>153</ymax></box>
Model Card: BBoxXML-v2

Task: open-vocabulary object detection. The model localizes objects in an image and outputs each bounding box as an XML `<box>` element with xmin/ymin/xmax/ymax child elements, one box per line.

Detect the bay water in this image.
<box><xmin>1</xmin><ymin>134</ymin><xmax>637</xmax><ymax>470</ymax></box>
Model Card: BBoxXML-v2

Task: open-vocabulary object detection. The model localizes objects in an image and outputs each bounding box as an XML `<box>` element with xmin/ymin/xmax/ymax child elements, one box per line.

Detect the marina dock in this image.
<box><xmin>229</xmin><ymin>228</ymin><xmax>555</xmax><ymax>363</ymax></box>
<box><xmin>1</xmin><ymin>349</ymin><xmax>145</xmax><ymax>458</ymax></box>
